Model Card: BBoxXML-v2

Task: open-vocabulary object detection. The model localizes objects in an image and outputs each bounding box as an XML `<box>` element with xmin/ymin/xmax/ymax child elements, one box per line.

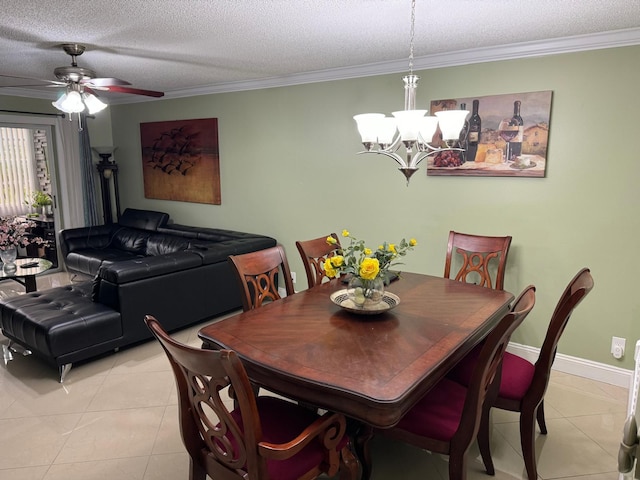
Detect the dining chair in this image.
<box><xmin>362</xmin><ymin>285</ymin><xmax>536</xmax><ymax>480</ymax></box>
<box><xmin>144</xmin><ymin>315</ymin><xmax>359</xmax><ymax>480</ymax></box>
<box><xmin>448</xmin><ymin>267</ymin><xmax>594</xmax><ymax>480</ymax></box>
<box><xmin>296</xmin><ymin>233</ymin><xmax>340</xmax><ymax>288</ymax></box>
<box><xmin>228</xmin><ymin>244</ymin><xmax>295</xmax><ymax>311</ymax></box>
<box><xmin>444</xmin><ymin>231</ymin><xmax>512</xmax><ymax>290</ymax></box>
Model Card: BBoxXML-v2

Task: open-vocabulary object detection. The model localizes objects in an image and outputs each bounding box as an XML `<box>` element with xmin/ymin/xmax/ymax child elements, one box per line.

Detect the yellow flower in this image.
<box><xmin>364</xmin><ymin>247</ymin><xmax>372</xmax><ymax>255</ymax></box>
<box><xmin>410</xmin><ymin>238</ymin><xmax>417</xmax><ymax>246</ymax></box>
<box><xmin>378</xmin><ymin>245</ymin><xmax>384</xmax><ymax>251</ymax></box>
<box><xmin>359</xmin><ymin>258</ymin><xmax>380</xmax><ymax>280</ymax></box>
<box><xmin>388</xmin><ymin>244</ymin><xmax>396</xmax><ymax>253</ymax></box>
<box><xmin>330</xmin><ymin>255</ymin><xmax>344</xmax><ymax>267</ymax></box>
<box><xmin>342</xmin><ymin>229</ymin><xmax>350</xmax><ymax>237</ymax></box>
<box><xmin>326</xmin><ymin>235</ymin><xmax>337</xmax><ymax>245</ymax></box>
<box><xmin>324</xmin><ymin>258</ymin><xmax>337</xmax><ymax>278</ymax></box>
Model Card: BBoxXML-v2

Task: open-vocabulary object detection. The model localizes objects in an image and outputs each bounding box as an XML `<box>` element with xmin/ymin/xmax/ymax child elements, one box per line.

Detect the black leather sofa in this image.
<box><xmin>0</xmin><ymin>208</ymin><xmax>276</xmax><ymax>381</ymax></box>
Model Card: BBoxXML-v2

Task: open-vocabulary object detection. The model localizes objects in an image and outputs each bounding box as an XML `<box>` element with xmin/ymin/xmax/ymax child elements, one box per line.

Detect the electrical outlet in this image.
<box><xmin>611</xmin><ymin>336</ymin><xmax>626</xmax><ymax>359</ymax></box>
<box><xmin>291</xmin><ymin>272</ymin><xmax>296</xmax><ymax>284</ymax></box>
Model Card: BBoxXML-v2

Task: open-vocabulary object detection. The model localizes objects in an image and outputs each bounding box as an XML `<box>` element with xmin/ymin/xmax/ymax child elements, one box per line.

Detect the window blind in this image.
<box><xmin>0</xmin><ymin>127</ymin><xmax>36</xmax><ymax>216</ymax></box>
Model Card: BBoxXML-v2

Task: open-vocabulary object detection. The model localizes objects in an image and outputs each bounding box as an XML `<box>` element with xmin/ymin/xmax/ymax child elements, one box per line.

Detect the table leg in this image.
<box><xmin>350</xmin><ymin>421</ymin><xmax>374</xmax><ymax>480</ymax></box>
<box><xmin>23</xmin><ymin>275</ymin><xmax>37</xmax><ymax>293</ymax></box>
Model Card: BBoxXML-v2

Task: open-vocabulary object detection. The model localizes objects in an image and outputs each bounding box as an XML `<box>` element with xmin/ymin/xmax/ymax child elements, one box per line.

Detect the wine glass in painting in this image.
<box><xmin>498</xmin><ymin>118</ymin><xmax>519</xmax><ymax>162</ymax></box>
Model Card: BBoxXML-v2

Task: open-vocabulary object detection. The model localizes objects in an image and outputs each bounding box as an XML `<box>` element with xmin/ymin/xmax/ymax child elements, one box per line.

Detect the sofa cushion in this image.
<box><xmin>111</xmin><ymin>228</ymin><xmax>151</xmax><ymax>253</ymax></box>
<box><xmin>145</xmin><ymin>234</ymin><xmax>191</xmax><ymax>256</ymax></box>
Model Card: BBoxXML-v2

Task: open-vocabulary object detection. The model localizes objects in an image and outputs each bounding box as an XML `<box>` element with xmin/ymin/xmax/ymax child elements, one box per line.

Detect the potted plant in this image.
<box><xmin>25</xmin><ymin>190</ymin><xmax>53</xmax><ymax>217</ymax></box>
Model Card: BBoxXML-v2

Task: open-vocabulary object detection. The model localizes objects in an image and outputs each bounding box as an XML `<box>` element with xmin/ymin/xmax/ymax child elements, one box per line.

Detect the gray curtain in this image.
<box><xmin>78</xmin><ymin>115</ymin><xmax>101</xmax><ymax>226</ymax></box>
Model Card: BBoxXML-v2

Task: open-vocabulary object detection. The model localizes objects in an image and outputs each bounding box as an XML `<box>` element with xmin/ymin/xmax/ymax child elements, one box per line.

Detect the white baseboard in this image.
<box><xmin>507</xmin><ymin>342</ymin><xmax>632</xmax><ymax>389</ymax></box>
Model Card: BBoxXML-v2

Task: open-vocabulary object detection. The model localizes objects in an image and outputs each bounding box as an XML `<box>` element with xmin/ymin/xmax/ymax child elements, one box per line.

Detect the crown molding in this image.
<box><xmin>3</xmin><ymin>27</ymin><xmax>640</xmax><ymax>103</ymax></box>
<box><xmin>161</xmin><ymin>27</ymin><xmax>640</xmax><ymax>100</ymax></box>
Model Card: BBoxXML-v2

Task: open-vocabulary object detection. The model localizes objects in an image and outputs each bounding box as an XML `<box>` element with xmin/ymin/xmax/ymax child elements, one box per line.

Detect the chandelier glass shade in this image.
<box><xmin>353</xmin><ymin>1</ymin><xmax>469</xmax><ymax>184</ymax></box>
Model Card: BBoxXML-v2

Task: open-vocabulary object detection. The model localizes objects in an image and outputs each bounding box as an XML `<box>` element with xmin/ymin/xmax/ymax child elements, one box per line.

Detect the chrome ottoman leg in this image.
<box><xmin>59</xmin><ymin>363</ymin><xmax>72</xmax><ymax>383</ymax></box>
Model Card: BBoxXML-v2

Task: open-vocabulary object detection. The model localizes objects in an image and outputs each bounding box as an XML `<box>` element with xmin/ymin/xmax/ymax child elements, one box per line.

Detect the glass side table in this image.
<box><xmin>0</xmin><ymin>257</ymin><xmax>53</xmax><ymax>292</ymax></box>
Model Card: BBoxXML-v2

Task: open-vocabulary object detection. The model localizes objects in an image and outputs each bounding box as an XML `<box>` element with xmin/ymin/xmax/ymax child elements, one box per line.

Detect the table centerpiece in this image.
<box><xmin>324</xmin><ymin>230</ymin><xmax>416</xmax><ymax>312</ymax></box>
<box><xmin>0</xmin><ymin>216</ymin><xmax>48</xmax><ymax>271</ymax></box>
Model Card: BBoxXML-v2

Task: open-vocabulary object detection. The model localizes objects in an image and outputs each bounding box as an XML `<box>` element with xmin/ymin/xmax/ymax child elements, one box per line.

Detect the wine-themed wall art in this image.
<box><xmin>427</xmin><ymin>91</ymin><xmax>552</xmax><ymax>177</ymax></box>
<box><xmin>140</xmin><ymin>118</ymin><xmax>221</xmax><ymax>204</ymax></box>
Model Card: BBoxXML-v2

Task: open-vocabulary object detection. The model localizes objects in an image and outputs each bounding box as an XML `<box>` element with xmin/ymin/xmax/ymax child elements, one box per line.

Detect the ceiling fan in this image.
<box><xmin>0</xmin><ymin>43</ymin><xmax>164</xmax><ymax>121</ymax></box>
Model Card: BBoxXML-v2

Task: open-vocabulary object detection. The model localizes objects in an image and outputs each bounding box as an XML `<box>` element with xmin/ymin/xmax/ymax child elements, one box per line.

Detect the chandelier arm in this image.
<box><xmin>379</xmin><ymin>133</ymin><xmax>403</xmax><ymax>154</ymax></box>
<box><xmin>356</xmin><ymin>150</ymin><xmax>409</xmax><ymax>169</ymax></box>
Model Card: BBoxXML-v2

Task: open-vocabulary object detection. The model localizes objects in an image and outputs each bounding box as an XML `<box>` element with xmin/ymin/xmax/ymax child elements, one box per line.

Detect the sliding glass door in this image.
<box><xmin>0</xmin><ymin>119</ymin><xmax>61</xmax><ymax>269</ymax></box>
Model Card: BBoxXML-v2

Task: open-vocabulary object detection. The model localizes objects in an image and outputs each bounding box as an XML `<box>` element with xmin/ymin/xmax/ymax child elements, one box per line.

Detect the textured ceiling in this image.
<box><xmin>1</xmin><ymin>0</ymin><xmax>640</xmax><ymax>103</ymax></box>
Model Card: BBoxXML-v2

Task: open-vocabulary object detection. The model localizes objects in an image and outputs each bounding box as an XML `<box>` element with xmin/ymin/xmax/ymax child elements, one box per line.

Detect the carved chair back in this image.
<box><xmin>444</xmin><ymin>230</ymin><xmax>512</xmax><ymax>290</ymax></box>
<box><xmin>296</xmin><ymin>233</ymin><xmax>340</xmax><ymax>288</ymax></box>
<box><xmin>228</xmin><ymin>244</ymin><xmax>295</xmax><ymax>311</ymax></box>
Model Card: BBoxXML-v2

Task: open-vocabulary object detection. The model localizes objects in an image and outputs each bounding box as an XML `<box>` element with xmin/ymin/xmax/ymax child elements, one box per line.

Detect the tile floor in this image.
<box><xmin>0</xmin><ymin>272</ymin><xmax>629</xmax><ymax>480</ymax></box>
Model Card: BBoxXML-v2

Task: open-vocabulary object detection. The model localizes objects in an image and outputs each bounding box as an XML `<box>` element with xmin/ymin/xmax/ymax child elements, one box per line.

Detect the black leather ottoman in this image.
<box><xmin>0</xmin><ymin>282</ymin><xmax>122</xmax><ymax>382</ymax></box>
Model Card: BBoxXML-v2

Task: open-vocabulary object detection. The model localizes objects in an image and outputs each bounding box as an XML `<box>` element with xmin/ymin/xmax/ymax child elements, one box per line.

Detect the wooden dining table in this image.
<box><xmin>198</xmin><ymin>272</ymin><xmax>514</xmax><ymax>430</ymax></box>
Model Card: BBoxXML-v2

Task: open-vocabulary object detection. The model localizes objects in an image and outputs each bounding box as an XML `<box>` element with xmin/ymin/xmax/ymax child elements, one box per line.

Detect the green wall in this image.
<box><xmin>49</xmin><ymin>46</ymin><xmax>640</xmax><ymax>369</ymax></box>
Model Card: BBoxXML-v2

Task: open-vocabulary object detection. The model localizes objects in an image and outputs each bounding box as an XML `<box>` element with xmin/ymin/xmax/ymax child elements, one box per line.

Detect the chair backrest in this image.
<box><xmin>444</xmin><ymin>231</ymin><xmax>512</xmax><ymax>290</ymax></box>
<box><xmin>296</xmin><ymin>233</ymin><xmax>340</xmax><ymax>288</ymax></box>
<box><xmin>144</xmin><ymin>315</ymin><xmax>268</xmax><ymax>480</ymax></box>
<box><xmin>228</xmin><ymin>244</ymin><xmax>295</xmax><ymax>311</ymax></box>
<box><xmin>457</xmin><ymin>285</ymin><xmax>536</xmax><ymax>446</ymax></box>
<box><xmin>531</xmin><ymin>267</ymin><xmax>594</xmax><ymax>399</ymax></box>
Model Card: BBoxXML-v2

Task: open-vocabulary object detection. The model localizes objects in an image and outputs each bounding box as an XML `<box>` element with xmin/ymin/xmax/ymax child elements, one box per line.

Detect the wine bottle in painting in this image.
<box><xmin>509</xmin><ymin>100</ymin><xmax>523</xmax><ymax>161</ymax></box>
<box><xmin>458</xmin><ymin>103</ymin><xmax>469</xmax><ymax>162</ymax></box>
<box><xmin>467</xmin><ymin>99</ymin><xmax>481</xmax><ymax>162</ymax></box>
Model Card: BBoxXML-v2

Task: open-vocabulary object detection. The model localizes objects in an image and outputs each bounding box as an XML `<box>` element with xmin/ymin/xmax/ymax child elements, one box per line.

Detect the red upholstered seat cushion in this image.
<box><xmin>228</xmin><ymin>396</ymin><xmax>348</xmax><ymax>480</ymax></box>
<box><xmin>395</xmin><ymin>378</ymin><xmax>467</xmax><ymax>442</ymax></box>
<box><xmin>499</xmin><ymin>351</ymin><xmax>535</xmax><ymax>400</ymax></box>
<box><xmin>447</xmin><ymin>347</ymin><xmax>535</xmax><ymax>402</ymax></box>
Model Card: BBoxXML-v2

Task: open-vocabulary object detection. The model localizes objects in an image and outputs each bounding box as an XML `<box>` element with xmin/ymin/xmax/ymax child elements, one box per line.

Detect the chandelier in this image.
<box><xmin>353</xmin><ymin>0</ymin><xmax>469</xmax><ymax>184</ymax></box>
<box><xmin>52</xmin><ymin>84</ymin><xmax>107</xmax><ymax>131</ymax></box>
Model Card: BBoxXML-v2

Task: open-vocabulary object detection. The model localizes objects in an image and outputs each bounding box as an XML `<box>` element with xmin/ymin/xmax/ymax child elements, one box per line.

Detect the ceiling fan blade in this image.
<box><xmin>0</xmin><ymin>73</ymin><xmax>66</xmax><ymax>87</ymax></box>
<box><xmin>103</xmin><ymin>85</ymin><xmax>164</xmax><ymax>98</ymax></box>
<box><xmin>84</xmin><ymin>77</ymin><xmax>132</xmax><ymax>87</ymax></box>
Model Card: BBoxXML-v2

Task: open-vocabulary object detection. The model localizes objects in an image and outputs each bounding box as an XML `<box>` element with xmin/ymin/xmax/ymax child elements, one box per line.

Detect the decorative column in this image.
<box><xmin>92</xmin><ymin>146</ymin><xmax>121</xmax><ymax>224</ymax></box>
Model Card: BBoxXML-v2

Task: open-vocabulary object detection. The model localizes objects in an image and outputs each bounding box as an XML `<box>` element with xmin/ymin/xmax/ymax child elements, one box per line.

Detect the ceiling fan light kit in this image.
<box><xmin>52</xmin><ymin>90</ymin><xmax>84</xmax><ymax>113</ymax></box>
<box><xmin>82</xmin><ymin>92</ymin><xmax>108</xmax><ymax>114</ymax></box>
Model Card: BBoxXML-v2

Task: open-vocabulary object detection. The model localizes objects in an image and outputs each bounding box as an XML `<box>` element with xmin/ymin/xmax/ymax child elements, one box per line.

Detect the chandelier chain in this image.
<box><xmin>408</xmin><ymin>0</ymin><xmax>416</xmax><ymax>75</ymax></box>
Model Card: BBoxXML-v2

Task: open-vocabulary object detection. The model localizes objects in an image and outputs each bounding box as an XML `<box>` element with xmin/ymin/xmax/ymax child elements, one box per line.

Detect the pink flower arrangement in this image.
<box><xmin>0</xmin><ymin>216</ymin><xmax>47</xmax><ymax>250</ymax></box>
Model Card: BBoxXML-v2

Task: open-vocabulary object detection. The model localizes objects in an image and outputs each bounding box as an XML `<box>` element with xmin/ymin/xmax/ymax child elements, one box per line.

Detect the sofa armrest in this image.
<box><xmin>59</xmin><ymin>224</ymin><xmax>115</xmax><ymax>257</ymax></box>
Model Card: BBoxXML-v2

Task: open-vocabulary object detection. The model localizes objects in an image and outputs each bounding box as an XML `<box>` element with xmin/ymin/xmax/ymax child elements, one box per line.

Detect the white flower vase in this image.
<box><xmin>347</xmin><ymin>276</ymin><xmax>385</xmax><ymax>308</ymax></box>
<box><xmin>1</xmin><ymin>246</ymin><xmax>18</xmax><ymax>272</ymax></box>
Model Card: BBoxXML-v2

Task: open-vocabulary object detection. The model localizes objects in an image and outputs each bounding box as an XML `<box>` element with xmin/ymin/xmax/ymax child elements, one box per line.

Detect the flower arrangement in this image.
<box><xmin>0</xmin><ymin>216</ymin><xmax>48</xmax><ymax>251</ymax></box>
<box><xmin>324</xmin><ymin>229</ymin><xmax>417</xmax><ymax>282</ymax></box>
